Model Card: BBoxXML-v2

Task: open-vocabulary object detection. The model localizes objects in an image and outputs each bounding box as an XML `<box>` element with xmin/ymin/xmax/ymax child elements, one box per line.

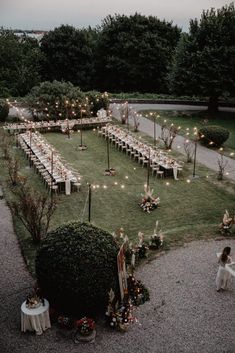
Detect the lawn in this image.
<box><xmin>1</xmin><ymin>127</ymin><xmax>235</xmax><ymax>274</ymax></box>
<box><xmin>140</xmin><ymin>110</ymin><xmax>235</xmax><ymax>159</ymax></box>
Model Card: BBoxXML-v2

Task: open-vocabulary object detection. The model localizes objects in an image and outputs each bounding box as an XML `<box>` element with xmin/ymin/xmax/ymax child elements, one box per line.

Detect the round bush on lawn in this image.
<box><xmin>0</xmin><ymin>99</ymin><xmax>9</xmax><ymax>122</ymax></box>
<box><xmin>35</xmin><ymin>222</ymin><xmax>119</xmax><ymax>316</ymax></box>
<box><xmin>198</xmin><ymin>126</ymin><xmax>230</xmax><ymax>147</ymax></box>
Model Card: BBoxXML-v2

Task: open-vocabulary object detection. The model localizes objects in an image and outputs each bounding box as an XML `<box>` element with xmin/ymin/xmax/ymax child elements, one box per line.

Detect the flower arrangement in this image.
<box><xmin>25</xmin><ymin>293</ymin><xmax>42</xmax><ymax>309</ymax></box>
<box><xmin>57</xmin><ymin>315</ymin><xmax>74</xmax><ymax>329</ymax></box>
<box><xmin>149</xmin><ymin>221</ymin><xmax>164</xmax><ymax>249</ymax></box>
<box><xmin>127</xmin><ymin>274</ymin><xmax>150</xmax><ymax>306</ymax></box>
<box><xmin>219</xmin><ymin>210</ymin><xmax>234</xmax><ymax>235</ymax></box>
<box><xmin>139</xmin><ymin>186</ymin><xmax>160</xmax><ymax>213</ymax></box>
<box><xmin>107</xmin><ymin>301</ymin><xmax>136</xmax><ymax>331</ymax></box>
<box><xmin>75</xmin><ymin>317</ymin><xmax>96</xmax><ymax>336</ymax></box>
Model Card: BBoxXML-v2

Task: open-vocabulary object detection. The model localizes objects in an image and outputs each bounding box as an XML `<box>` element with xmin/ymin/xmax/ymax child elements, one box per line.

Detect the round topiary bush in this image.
<box><xmin>35</xmin><ymin>222</ymin><xmax>119</xmax><ymax>316</ymax></box>
<box><xmin>198</xmin><ymin>126</ymin><xmax>230</xmax><ymax>147</ymax></box>
<box><xmin>0</xmin><ymin>99</ymin><xmax>9</xmax><ymax>122</ymax></box>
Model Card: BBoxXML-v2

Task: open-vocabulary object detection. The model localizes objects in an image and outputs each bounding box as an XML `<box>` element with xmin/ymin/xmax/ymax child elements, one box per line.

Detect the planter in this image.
<box><xmin>74</xmin><ymin>329</ymin><xmax>96</xmax><ymax>343</ymax></box>
<box><xmin>77</xmin><ymin>145</ymin><xmax>87</xmax><ymax>151</ymax></box>
<box><xmin>104</xmin><ymin>168</ymin><xmax>116</xmax><ymax>176</ymax></box>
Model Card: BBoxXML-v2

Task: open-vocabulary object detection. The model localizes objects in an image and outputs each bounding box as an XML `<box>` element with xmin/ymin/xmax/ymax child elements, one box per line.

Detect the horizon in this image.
<box><xmin>1</xmin><ymin>0</ymin><xmax>232</xmax><ymax>32</ymax></box>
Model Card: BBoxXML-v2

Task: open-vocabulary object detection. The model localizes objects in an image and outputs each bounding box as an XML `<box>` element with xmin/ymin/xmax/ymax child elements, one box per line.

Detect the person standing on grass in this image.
<box><xmin>216</xmin><ymin>247</ymin><xmax>232</xmax><ymax>292</ymax></box>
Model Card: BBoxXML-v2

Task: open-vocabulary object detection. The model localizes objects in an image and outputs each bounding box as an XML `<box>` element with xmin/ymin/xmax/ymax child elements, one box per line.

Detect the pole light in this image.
<box><xmin>88</xmin><ymin>183</ymin><xmax>91</xmax><ymax>222</ymax></box>
<box><xmin>192</xmin><ymin>138</ymin><xmax>198</xmax><ymax>178</ymax></box>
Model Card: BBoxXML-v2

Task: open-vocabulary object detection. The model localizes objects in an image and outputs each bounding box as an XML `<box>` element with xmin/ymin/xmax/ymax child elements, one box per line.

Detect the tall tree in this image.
<box><xmin>169</xmin><ymin>3</ymin><xmax>235</xmax><ymax>113</ymax></box>
<box><xmin>0</xmin><ymin>29</ymin><xmax>43</xmax><ymax>97</ymax></box>
<box><xmin>40</xmin><ymin>25</ymin><xmax>98</xmax><ymax>91</ymax></box>
<box><xmin>95</xmin><ymin>13</ymin><xmax>181</xmax><ymax>93</ymax></box>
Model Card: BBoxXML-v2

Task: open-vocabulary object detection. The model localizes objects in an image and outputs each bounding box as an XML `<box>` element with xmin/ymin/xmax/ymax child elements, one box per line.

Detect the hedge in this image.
<box><xmin>198</xmin><ymin>126</ymin><xmax>230</xmax><ymax>147</ymax></box>
<box><xmin>35</xmin><ymin>222</ymin><xmax>119</xmax><ymax>316</ymax></box>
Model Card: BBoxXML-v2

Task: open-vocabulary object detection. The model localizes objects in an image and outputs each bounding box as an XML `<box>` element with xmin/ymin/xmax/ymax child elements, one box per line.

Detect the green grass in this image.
<box><xmin>1</xmin><ymin>128</ymin><xmax>235</xmax><ymax>275</ymax></box>
<box><xmin>140</xmin><ymin>110</ymin><xmax>235</xmax><ymax>159</ymax></box>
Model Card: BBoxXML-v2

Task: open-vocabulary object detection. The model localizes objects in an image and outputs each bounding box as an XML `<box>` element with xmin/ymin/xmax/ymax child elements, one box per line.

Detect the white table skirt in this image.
<box><xmin>21</xmin><ymin>299</ymin><xmax>51</xmax><ymax>335</ymax></box>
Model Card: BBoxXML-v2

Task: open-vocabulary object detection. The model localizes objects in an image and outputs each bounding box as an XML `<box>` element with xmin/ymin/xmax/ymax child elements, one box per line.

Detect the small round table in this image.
<box><xmin>21</xmin><ymin>299</ymin><xmax>51</xmax><ymax>335</ymax></box>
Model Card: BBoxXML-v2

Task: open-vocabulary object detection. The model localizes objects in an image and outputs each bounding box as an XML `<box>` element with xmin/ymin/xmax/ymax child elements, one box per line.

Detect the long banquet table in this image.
<box><xmin>3</xmin><ymin>116</ymin><xmax>112</xmax><ymax>134</ymax></box>
<box><xmin>18</xmin><ymin>131</ymin><xmax>81</xmax><ymax>195</ymax></box>
<box><xmin>101</xmin><ymin>124</ymin><xmax>182</xmax><ymax>179</ymax></box>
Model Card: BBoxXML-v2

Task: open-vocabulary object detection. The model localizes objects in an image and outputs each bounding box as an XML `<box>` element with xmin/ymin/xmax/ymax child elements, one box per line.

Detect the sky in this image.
<box><xmin>0</xmin><ymin>0</ymin><xmax>232</xmax><ymax>32</ymax></box>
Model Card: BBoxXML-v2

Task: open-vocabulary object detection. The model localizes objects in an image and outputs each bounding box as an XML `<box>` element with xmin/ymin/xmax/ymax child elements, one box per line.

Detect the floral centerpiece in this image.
<box><xmin>25</xmin><ymin>290</ymin><xmax>43</xmax><ymax>309</ymax></box>
<box><xmin>139</xmin><ymin>186</ymin><xmax>160</xmax><ymax>213</ymax></box>
<box><xmin>75</xmin><ymin>317</ymin><xmax>96</xmax><ymax>336</ymax></box>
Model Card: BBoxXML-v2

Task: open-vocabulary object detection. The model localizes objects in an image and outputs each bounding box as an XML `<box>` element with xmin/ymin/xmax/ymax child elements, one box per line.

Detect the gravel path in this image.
<box><xmin>0</xmin><ymin>196</ymin><xmax>234</xmax><ymax>353</ymax></box>
<box><xmin>110</xmin><ymin>103</ymin><xmax>235</xmax><ymax>182</ymax></box>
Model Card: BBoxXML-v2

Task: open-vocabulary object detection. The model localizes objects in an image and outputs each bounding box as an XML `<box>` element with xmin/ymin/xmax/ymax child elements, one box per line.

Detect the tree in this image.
<box><xmin>11</xmin><ymin>185</ymin><xmax>57</xmax><ymax>243</ymax></box>
<box><xmin>27</xmin><ymin>80</ymin><xmax>85</xmax><ymax>120</ymax></box>
<box><xmin>0</xmin><ymin>29</ymin><xmax>44</xmax><ymax>97</ymax></box>
<box><xmin>0</xmin><ymin>99</ymin><xmax>9</xmax><ymax>121</ymax></box>
<box><xmin>40</xmin><ymin>25</ymin><xmax>98</xmax><ymax>91</ymax></box>
<box><xmin>95</xmin><ymin>13</ymin><xmax>181</xmax><ymax>93</ymax></box>
<box><xmin>169</xmin><ymin>4</ymin><xmax>235</xmax><ymax>113</ymax></box>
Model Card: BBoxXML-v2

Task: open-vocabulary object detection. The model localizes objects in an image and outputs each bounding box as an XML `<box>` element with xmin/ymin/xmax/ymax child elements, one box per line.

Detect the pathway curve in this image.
<box><xmin>110</xmin><ymin>103</ymin><xmax>235</xmax><ymax>181</ymax></box>
<box><xmin>0</xmin><ymin>194</ymin><xmax>235</xmax><ymax>353</ymax></box>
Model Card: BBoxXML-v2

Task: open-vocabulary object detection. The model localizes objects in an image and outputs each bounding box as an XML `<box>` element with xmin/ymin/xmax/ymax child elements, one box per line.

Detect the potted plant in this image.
<box><xmin>74</xmin><ymin>317</ymin><xmax>96</xmax><ymax>343</ymax></box>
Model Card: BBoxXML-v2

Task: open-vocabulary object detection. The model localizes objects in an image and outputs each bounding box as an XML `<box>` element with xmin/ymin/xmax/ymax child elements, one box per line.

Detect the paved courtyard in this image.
<box><xmin>0</xmin><ymin>196</ymin><xmax>234</xmax><ymax>353</ymax></box>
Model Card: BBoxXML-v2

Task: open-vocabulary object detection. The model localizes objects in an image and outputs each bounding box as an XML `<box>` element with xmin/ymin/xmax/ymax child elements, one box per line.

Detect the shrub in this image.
<box><xmin>35</xmin><ymin>222</ymin><xmax>119</xmax><ymax>316</ymax></box>
<box><xmin>11</xmin><ymin>185</ymin><xmax>56</xmax><ymax>243</ymax></box>
<box><xmin>0</xmin><ymin>99</ymin><xmax>9</xmax><ymax>121</ymax></box>
<box><xmin>86</xmin><ymin>91</ymin><xmax>109</xmax><ymax>116</ymax></box>
<box><xmin>198</xmin><ymin>126</ymin><xmax>230</xmax><ymax>147</ymax></box>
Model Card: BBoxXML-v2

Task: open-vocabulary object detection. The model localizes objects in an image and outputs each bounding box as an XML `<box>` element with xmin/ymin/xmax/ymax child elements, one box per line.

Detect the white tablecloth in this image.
<box><xmin>21</xmin><ymin>299</ymin><xmax>51</xmax><ymax>335</ymax></box>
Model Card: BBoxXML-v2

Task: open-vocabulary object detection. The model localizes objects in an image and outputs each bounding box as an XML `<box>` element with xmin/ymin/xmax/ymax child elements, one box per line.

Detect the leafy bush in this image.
<box><xmin>26</xmin><ymin>80</ymin><xmax>85</xmax><ymax>120</ymax></box>
<box><xmin>198</xmin><ymin>126</ymin><xmax>230</xmax><ymax>147</ymax></box>
<box><xmin>35</xmin><ymin>222</ymin><xmax>119</xmax><ymax>316</ymax></box>
<box><xmin>0</xmin><ymin>99</ymin><xmax>9</xmax><ymax>121</ymax></box>
<box><xmin>86</xmin><ymin>91</ymin><xmax>109</xmax><ymax>116</ymax></box>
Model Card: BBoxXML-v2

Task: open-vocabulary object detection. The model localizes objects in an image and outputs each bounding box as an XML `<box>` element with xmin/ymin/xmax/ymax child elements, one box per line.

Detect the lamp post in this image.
<box><xmin>80</xmin><ymin>107</ymin><xmax>83</xmax><ymax>147</ymax></box>
<box><xmin>153</xmin><ymin>115</ymin><xmax>156</xmax><ymax>147</ymax></box>
<box><xmin>65</xmin><ymin>100</ymin><xmax>71</xmax><ymax>139</ymax></box>
<box><xmin>192</xmin><ymin>138</ymin><xmax>198</xmax><ymax>178</ymax></box>
<box><xmin>126</xmin><ymin>102</ymin><xmax>129</xmax><ymax>132</ymax></box>
<box><xmin>50</xmin><ymin>149</ymin><xmax>54</xmax><ymax>199</ymax></box>
<box><xmin>147</xmin><ymin>148</ymin><xmax>151</xmax><ymax>189</ymax></box>
<box><xmin>107</xmin><ymin>137</ymin><xmax>110</xmax><ymax>171</ymax></box>
<box><xmin>88</xmin><ymin>183</ymin><xmax>91</xmax><ymax>222</ymax></box>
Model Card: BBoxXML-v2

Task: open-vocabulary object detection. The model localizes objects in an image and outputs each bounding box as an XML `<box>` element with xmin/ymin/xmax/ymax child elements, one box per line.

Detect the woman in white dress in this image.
<box><xmin>216</xmin><ymin>246</ymin><xmax>232</xmax><ymax>292</ymax></box>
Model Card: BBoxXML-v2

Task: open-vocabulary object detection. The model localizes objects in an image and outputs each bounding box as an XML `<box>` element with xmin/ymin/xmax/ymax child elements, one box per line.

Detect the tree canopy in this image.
<box><xmin>0</xmin><ymin>29</ymin><xmax>43</xmax><ymax>97</ymax></box>
<box><xmin>26</xmin><ymin>80</ymin><xmax>85</xmax><ymax>120</ymax></box>
<box><xmin>40</xmin><ymin>25</ymin><xmax>98</xmax><ymax>91</ymax></box>
<box><xmin>169</xmin><ymin>3</ymin><xmax>235</xmax><ymax>112</ymax></box>
<box><xmin>95</xmin><ymin>13</ymin><xmax>181</xmax><ymax>93</ymax></box>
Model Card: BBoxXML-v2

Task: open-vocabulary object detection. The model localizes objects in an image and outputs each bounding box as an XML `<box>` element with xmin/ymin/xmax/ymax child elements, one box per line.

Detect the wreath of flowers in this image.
<box><xmin>75</xmin><ymin>317</ymin><xmax>96</xmax><ymax>335</ymax></box>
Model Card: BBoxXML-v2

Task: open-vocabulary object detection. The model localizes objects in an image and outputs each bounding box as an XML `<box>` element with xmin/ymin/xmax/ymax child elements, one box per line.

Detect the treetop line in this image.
<box><xmin>0</xmin><ymin>3</ymin><xmax>234</xmax><ymax>114</ymax></box>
